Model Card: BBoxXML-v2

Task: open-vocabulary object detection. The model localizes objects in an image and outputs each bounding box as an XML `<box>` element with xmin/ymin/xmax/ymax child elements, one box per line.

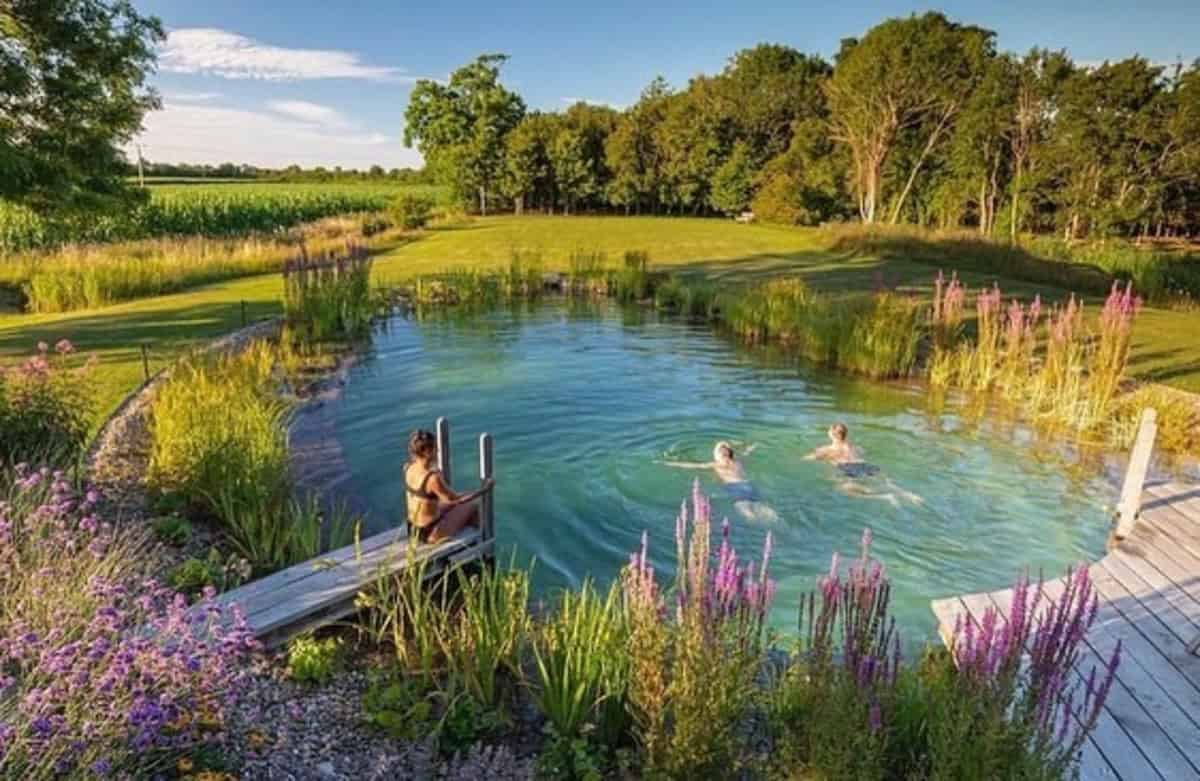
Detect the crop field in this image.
<box><xmin>0</xmin><ymin>182</ymin><xmax>443</xmax><ymax>253</ymax></box>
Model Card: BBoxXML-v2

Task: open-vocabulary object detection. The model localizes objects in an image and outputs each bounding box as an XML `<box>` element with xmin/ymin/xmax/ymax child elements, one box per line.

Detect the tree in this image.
<box><xmin>502</xmin><ymin>113</ymin><xmax>555</xmax><ymax>214</ymax></box>
<box><xmin>825</xmin><ymin>13</ymin><xmax>993</xmax><ymax>223</ymax></box>
<box><xmin>1007</xmin><ymin>49</ymin><xmax>1073</xmax><ymax>240</ymax></box>
<box><xmin>605</xmin><ymin>78</ymin><xmax>671</xmax><ymax>214</ymax></box>
<box><xmin>751</xmin><ymin>119</ymin><xmax>848</xmax><ymax>225</ymax></box>
<box><xmin>404</xmin><ymin>54</ymin><xmax>525</xmax><ymax>214</ymax></box>
<box><xmin>0</xmin><ymin>0</ymin><xmax>163</xmax><ymax>213</ymax></box>
<box><xmin>709</xmin><ymin>141</ymin><xmax>755</xmax><ymax>215</ymax></box>
<box><xmin>549</xmin><ymin>128</ymin><xmax>597</xmax><ymax>214</ymax></box>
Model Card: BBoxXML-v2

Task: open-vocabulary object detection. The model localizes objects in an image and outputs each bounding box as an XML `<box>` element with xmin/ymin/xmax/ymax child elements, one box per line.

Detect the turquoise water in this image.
<box><xmin>331</xmin><ymin>302</ymin><xmax>1113</xmax><ymax>644</ymax></box>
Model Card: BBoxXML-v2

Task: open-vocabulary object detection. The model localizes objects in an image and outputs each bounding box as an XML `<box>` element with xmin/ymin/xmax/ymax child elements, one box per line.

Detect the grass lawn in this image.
<box><xmin>3</xmin><ymin>215</ymin><xmax>1198</xmax><ymax>426</ymax></box>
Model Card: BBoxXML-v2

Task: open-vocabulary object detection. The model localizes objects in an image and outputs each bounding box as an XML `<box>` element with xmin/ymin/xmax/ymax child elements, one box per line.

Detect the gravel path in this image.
<box><xmin>226</xmin><ymin>660</ymin><xmax>534</xmax><ymax>780</ymax></box>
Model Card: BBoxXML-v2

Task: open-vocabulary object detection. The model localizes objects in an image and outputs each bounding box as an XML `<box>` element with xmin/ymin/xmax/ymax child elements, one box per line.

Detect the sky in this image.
<box><xmin>129</xmin><ymin>0</ymin><xmax>1200</xmax><ymax>170</ymax></box>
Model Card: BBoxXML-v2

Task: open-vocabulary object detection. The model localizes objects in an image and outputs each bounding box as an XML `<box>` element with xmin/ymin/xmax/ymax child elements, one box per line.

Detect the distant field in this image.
<box><xmin>1</xmin><ymin>216</ymin><xmax>1198</xmax><ymax>425</ymax></box>
<box><xmin>0</xmin><ymin>182</ymin><xmax>445</xmax><ymax>253</ymax></box>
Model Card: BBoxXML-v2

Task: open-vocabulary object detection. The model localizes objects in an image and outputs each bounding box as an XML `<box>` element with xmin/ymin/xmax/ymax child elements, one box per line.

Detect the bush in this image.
<box><xmin>391</xmin><ymin>193</ymin><xmax>435</xmax><ymax>230</ymax></box>
<box><xmin>0</xmin><ymin>340</ymin><xmax>93</xmax><ymax>466</ymax></box>
<box><xmin>0</xmin><ymin>465</ymin><xmax>258</xmax><ymax>779</ymax></box>
<box><xmin>287</xmin><ymin>635</ymin><xmax>345</xmax><ymax>685</ymax></box>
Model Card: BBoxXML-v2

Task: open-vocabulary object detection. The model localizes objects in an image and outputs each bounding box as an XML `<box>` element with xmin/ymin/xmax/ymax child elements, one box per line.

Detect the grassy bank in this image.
<box><xmin>2</xmin><ymin>216</ymin><xmax>1198</xmax><ymax>429</ymax></box>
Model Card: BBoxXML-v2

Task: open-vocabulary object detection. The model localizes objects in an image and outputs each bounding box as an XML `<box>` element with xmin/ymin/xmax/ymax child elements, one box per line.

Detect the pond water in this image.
<box><xmin>329</xmin><ymin>302</ymin><xmax>1114</xmax><ymax>644</ymax></box>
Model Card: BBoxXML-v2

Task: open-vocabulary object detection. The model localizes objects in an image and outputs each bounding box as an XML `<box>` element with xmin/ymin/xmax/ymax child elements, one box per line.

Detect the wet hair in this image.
<box><xmin>831</xmin><ymin>423</ymin><xmax>849</xmax><ymax>442</ymax></box>
<box><xmin>408</xmin><ymin>429</ymin><xmax>437</xmax><ymax>461</ymax></box>
<box><xmin>713</xmin><ymin>441</ymin><xmax>735</xmax><ymax>461</ymax></box>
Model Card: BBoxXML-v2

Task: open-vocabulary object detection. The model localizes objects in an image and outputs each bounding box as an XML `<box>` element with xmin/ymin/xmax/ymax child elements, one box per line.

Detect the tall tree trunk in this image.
<box><xmin>479</xmin><ymin>186</ymin><xmax>488</xmax><ymax>217</ymax></box>
<box><xmin>888</xmin><ymin>108</ymin><xmax>954</xmax><ymax>225</ymax></box>
<box><xmin>1010</xmin><ymin>162</ymin><xmax>1023</xmax><ymax>243</ymax></box>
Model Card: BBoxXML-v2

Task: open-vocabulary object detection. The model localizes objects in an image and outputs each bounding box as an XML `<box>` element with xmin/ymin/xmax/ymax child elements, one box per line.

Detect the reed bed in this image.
<box><xmin>719</xmin><ymin>279</ymin><xmax>924</xmax><ymax>379</ymax></box>
<box><xmin>930</xmin><ymin>280</ymin><xmax>1141</xmax><ymax>438</ymax></box>
<box><xmin>3</xmin><ymin>213</ymin><xmax>398</xmax><ymax>314</ymax></box>
<box><xmin>281</xmin><ymin>241</ymin><xmax>375</xmax><ymax>349</ymax></box>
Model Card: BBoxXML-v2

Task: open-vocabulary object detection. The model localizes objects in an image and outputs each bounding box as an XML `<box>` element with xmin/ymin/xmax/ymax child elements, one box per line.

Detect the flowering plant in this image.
<box><xmin>0</xmin><ymin>465</ymin><xmax>258</xmax><ymax>779</ymax></box>
<box><xmin>621</xmin><ymin>481</ymin><xmax>775</xmax><ymax>777</ymax></box>
<box><xmin>0</xmin><ymin>341</ymin><xmax>94</xmax><ymax>465</ymax></box>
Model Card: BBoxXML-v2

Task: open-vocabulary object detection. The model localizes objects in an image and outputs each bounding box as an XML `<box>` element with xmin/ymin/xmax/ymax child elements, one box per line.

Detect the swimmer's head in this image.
<box><xmin>713</xmin><ymin>441</ymin><xmax>735</xmax><ymax>462</ymax></box>
<box><xmin>829</xmin><ymin>423</ymin><xmax>849</xmax><ymax>443</ymax></box>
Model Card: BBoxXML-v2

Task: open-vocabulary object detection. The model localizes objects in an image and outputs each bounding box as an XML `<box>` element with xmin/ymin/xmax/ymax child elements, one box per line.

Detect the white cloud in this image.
<box><xmin>163</xmin><ymin>91</ymin><xmax>222</xmax><ymax>102</ymax></box>
<box><xmin>159</xmin><ymin>28</ymin><xmax>408</xmax><ymax>82</ymax></box>
<box><xmin>267</xmin><ymin>100</ymin><xmax>351</xmax><ymax>129</ymax></box>
<box><xmin>132</xmin><ymin>101</ymin><xmax>419</xmax><ymax>169</ymax></box>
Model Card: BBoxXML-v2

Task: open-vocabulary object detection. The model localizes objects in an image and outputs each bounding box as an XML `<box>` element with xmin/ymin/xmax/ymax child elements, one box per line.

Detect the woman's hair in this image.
<box><xmin>713</xmin><ymin>441</ymin><xmax>735</xmax><ymax>461</ymax></box>
<box><xmin>408</xmin><ymin>429</ymin><xmax>437</xmax><ymax>461</ymax></box>
<box><xmin>831</xmin><ymin>423</ymin><xmax>849</xmax><ymax>442</ymax></box>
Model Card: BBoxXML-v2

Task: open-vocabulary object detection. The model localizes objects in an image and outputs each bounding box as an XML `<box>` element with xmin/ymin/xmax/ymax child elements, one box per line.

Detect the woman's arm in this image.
<box><xmin>660</xmin><ymin>460</ymin><xmax>713</xmax><ymax>470</ymax></box>
<box><xmin>430</xmin><ymin>473</ymin><xmax>494</xmax><ymax>505</ymax></box>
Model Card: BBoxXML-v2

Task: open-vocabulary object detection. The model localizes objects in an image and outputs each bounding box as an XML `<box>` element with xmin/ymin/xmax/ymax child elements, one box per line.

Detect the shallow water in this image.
<box><xmin>330</xmin><ymin>302</ymin><xmax>1113</xmax><ymax>644</ymax></box>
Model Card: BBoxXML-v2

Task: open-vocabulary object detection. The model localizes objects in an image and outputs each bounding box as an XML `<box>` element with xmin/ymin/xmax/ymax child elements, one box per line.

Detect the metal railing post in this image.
<box><xmin>436</xmin><ymin>416</ymin><xmax>452</xmax><ymax>485</ymax></box>
<box><xmin>479</xmin><ymin>432</ymin><xmax>494</xmax><ymax>541</ymax></box>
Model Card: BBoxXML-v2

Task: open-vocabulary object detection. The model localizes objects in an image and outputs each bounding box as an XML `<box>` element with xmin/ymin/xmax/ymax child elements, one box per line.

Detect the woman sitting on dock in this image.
<box><xmin>404</xmin><ymin>429</ymin><xmax>493</xmax><ymax>543</ymax></box>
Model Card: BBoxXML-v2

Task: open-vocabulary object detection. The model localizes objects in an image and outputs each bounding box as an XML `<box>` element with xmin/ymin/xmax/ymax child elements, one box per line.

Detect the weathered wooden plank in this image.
<box><xmin>1109</xmin><ymin>535</ymin><xmax>1200</xmax><ymax>643</ymax></box>
<box><xmin>977</xmin><ymin>586</ymin><xmax>1164</xmax><ymax>781</ymax></box>
<box><xmin>930</xmin><ymin>597</ymin><xmax>960</xmax><ymax>648</ymax></box>
<box><xmin>207</xmin><ymin>526</ymin><xmax>404</xmax><ymax>612</ymax></box>
<box><xmin>1043</xmin><ymin>563</ymin><xmax>1200</xmax><ymax>772</ymax></box>
<box><xmin>246</xmin><ymin>530</ymin><xmax>481</xmax><ymax>638</ymax></box>
<box><xmin>1114</xmin><ymin>409</ymin><xmax>1157</xmax><ymax>540</ymax></box>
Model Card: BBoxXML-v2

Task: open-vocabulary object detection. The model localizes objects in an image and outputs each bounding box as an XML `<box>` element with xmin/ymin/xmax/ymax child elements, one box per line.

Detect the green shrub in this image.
<box><xmin>363</xmin><ymin>672</ymin><xmax>435</xmax><ymax>741</ymax></box>
<box><xmin>443</xmin><ymin>563</ymin><xmax>532</xmax><ymax>709</ymax></box>
<box><xmin>531</xmin><ymin>581</ymin><xmax>631</xmax><ymax>744</ymax></box>
<box><xmin>151</xmin><ymin>514</ymin><xmax>193</xmax><ymax>546</ymax></box>
<box><xmin>391</xmin><ymin>193</ymin><xmax>435</xmax><ymax>230</ymax></box>
<box><xmin>0</xmin><ymin>340</ymin><xmax>93</xmax><ymax>466</ymax></box>
<box><xmin>287</xmin><ymin>634</ymin><xmax>346</xmax><ymax>685</ymax></box>
<box><xmin>166</xmin><ymin>548</ymin><xmax>251</xmax><ymax>597</ymax></box>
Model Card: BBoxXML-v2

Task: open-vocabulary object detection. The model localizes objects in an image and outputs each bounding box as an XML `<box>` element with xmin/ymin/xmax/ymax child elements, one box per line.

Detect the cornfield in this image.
<box><xmin>0</xmin><ymin>183</ymin><xmax>442</xmax><ymax>254</ymax></box>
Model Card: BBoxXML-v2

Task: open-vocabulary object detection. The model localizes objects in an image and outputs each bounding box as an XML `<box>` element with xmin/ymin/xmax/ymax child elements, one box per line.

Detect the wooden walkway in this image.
<box><xmin>206</xmin><ymin>418</ymin><xmax>496</xmax><ymax>647</ymax></box>
<box><xmin>931</xmin><ymin>479</ymin><xmax>1200</xmax><ymax>780</ymax></box>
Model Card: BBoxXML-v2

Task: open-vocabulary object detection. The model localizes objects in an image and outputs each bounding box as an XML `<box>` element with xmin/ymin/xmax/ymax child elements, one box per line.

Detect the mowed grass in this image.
<box><xmin>2</xmin><ymin>215</ymin><xmax>1198</xmax><ymax>426</ymax></box>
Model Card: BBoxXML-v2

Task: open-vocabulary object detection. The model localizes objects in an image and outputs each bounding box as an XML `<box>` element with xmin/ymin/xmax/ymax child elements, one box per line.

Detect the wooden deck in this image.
<box><xmin>207</xmin><ymin>418</ymin><xmax>496</xmax><ymax>647</ymax></box>
<box><xmin>208</xmin><ymin>526</ymin><xmax>491</xmax><ymax>648</ymax></box>
<box><xmin>931</xmin><ymin>479</ymin><xmax>1200</xmax><ymax>780</ymax></box>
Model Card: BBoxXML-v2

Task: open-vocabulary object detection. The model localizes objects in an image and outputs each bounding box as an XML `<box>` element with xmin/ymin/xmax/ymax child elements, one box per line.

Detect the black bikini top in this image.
<box><xmin>404</xmin><ymin>463</ymin><xmax>440</xmax><ymax>501</ymax></box>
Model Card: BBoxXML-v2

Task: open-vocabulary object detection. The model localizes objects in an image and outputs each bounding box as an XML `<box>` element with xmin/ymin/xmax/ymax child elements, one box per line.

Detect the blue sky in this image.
<box><xmin>131</xmin><ymin>0</ymin><xmax>1200</xmax><ymax>169</ymax></box>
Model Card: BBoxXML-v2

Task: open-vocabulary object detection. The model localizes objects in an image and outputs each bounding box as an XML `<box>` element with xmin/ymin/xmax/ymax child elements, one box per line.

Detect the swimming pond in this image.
<box><xmin>327</xmin><ymin>302</ymin><xmax>1114</xmax><ymax>643</ymax></box>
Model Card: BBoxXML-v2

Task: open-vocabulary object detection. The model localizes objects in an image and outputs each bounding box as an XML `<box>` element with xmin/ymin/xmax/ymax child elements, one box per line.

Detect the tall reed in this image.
<box><xmin>281</xmin><ymin>241</ymin><xmax>374</xmax><ymax>349</ymax></box>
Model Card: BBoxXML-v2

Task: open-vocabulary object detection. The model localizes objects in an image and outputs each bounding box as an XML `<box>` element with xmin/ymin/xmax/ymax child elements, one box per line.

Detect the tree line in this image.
<box><xmin>404</xmin><ymin>12</ymin><xmax>1200</xmax><ymax>240</ymax></box>
<box><xmin>125</xmin><ymin>160</ymin><xmax>432</xmax><ymax>184</ymax></box>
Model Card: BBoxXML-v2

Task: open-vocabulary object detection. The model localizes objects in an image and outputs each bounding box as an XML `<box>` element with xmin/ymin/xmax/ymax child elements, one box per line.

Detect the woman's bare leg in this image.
<box><xmin>428</xmin><ymin>502</ymin><xmax>480</xmax><ymax>542</ymax></box>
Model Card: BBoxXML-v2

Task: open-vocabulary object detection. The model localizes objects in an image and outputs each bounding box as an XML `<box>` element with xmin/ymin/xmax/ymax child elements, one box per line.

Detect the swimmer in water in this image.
<box><xmin>805</xmin><ymin>423</ymin><xmax>921</xmax><ymax>507</ymax></box>
<box><xmin>661</xmin><ymin>441</ymin><xmax>779</xmax><ymax>522</ymax></box>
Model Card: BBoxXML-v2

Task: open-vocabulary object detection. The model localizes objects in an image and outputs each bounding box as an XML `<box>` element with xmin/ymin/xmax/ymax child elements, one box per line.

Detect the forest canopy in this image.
<box><xmin>405</xmin><ymin>12</ymin><xmax>1200</xmax><ymax>240</ymax></box>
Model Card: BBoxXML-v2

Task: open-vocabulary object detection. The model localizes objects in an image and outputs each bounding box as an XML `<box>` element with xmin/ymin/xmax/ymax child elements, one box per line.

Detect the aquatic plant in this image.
<box><xmin>0</xmin><ymin>341</ymin><xmax>94</xmax><ymax>466</ymax></box>
<box><xmin>531</xmin><ymin>580</ymin><xmax>630</xmax><ymax>742</ymax></box>
<box><xmin>768</xmin><ymin>529</ymin><xmax>1119</xmax><ymax>780</ymax></box>
<box><xmin>0</xmin><ymin>464</ymin><xmax>258</xmax><ymax>779</ymax></box>
<box><xmin>622</xmin><ymin>481</ymin><xmax>775</xmax><ymax>777</ymax></box>
<box><xmin>281</xmin><ymin>241</ymin><xmax>374</xmax><ymax>349</ymax></box>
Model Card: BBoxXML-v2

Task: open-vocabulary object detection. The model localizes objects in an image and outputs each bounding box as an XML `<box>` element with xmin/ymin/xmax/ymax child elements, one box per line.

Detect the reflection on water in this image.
<box><xmin>331</xmin><ymin>302</ymin><xmax>1114</xmax><ymax>644</ymax></box>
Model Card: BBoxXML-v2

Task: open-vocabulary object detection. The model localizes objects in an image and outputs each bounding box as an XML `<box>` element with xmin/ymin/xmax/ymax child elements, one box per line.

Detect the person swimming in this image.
<box><xmin>805</xmin><ymin>423</ymin><xmax>920</xmax><ymax>507</ymax></box>
<box><xmin>661</xmin><ymin>441</ymin><xmax>779</xmax><ymax>521</ymax></box>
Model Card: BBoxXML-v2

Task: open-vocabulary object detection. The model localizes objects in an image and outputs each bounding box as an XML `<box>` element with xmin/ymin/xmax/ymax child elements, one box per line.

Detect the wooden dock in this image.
<box><xmin>209</xmin><ymin>418</ymin><xmax>496</xmax><ymax>648</ymax></box>
<box><xmin>932</xmin><ymin>469</ymin><xmax>1200</xmax><ymax>779</ymax></box>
